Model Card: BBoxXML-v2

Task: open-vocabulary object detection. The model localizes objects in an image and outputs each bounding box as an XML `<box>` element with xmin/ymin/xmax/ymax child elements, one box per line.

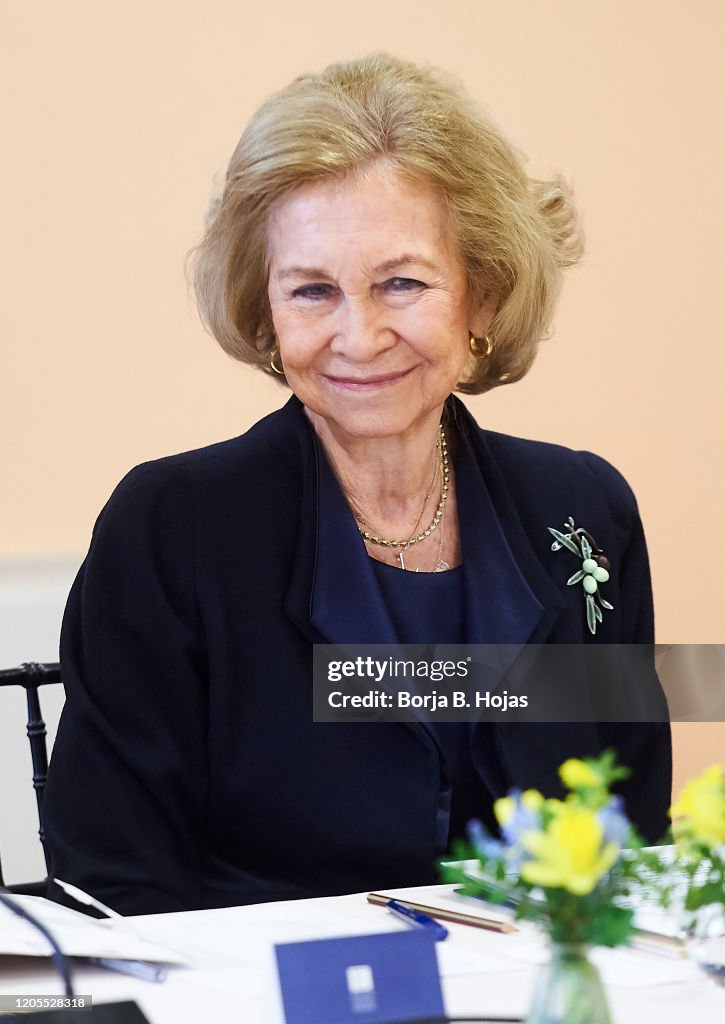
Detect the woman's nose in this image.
<box><xmin>329</xmin><ymin>298</ymin><xmax>397</xmax><ymax>362</ymax></box>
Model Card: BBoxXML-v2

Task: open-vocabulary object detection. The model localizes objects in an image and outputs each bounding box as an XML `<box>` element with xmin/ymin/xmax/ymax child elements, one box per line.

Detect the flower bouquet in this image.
<box><xmin>442</xmin><ymin>751</ymin><xmax>665</xmax><ymax>1024</ymax></box>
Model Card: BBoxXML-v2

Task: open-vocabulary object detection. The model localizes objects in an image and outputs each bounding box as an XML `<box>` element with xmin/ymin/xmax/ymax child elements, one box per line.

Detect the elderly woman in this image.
<box><xmin>44</xmin><ymin>53</ymin><xmax>671</xmax><ymax>916</ymax></box>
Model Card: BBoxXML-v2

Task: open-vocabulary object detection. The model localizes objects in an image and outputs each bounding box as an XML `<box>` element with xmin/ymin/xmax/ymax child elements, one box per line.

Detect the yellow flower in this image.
<box><xmin>559</xmin><ymin>758</ymin><xmax>601</xmax><ymax>790</ymax></box>
<box><xmin>671</xmin><ymin>765</ymin><xmax>725</xmax><ymax>848</ymax></box>
<box><xmin>494</xmin><ymin>789</ymin><xmax>543</xmax><ymax>828</ymax></box>
<box><xmin>520</xmin><ymin>806</ymin><xmax>618</xmax><ymax>895</ymax></box>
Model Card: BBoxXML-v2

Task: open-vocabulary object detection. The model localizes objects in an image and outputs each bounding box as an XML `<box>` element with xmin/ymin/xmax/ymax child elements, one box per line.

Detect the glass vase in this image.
<box><xmin>526</xmin><ymin>943</ymin><xmax>612</xmax><ymax>1024</ymax></box>
<box><xmin>685</xmin><ymin>904</ymin><xmax>725</xmax><ymax>988</ymax></box>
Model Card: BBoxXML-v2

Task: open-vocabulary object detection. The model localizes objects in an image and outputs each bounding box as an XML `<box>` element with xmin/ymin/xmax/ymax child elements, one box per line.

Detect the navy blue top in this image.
<box><xmin>313</xmin><ymin>430</ymin><xmax>500</xmax><ymax>850</ymax></box>
<box><xmin>369</xmin><ymin>560</ymin><xmax>466</xmax><ymax>646</ymax></box>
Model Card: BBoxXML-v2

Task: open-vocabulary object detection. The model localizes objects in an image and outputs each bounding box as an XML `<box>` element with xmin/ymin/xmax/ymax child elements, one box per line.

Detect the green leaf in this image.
<box><xmin>599</xmin><ymin>597</ymin><xmax>614</xmax><ymax>611</ymax></box>
<box><xmin>547</xmin><ymin>527</ymin><xmax>580</xmax><ymax>555</ymax></box>
<box><xmin>588</xmin><ymin>749</ymin><xmax>631</xmax><ymax>785</ymax></box>
<box><xmin>592</xmin><ymin>905</ymin><xmax>636</xmax><ymax>947</ymax></box>
<box><xmin>581</xmin><ymin>535</ymin><xmax>592</xmax><ymax>560</ymax></box>
<box><xmin>686</xmin><ymin>880</ymin><xmax>725</xmax><ymax>910</ymax></box>
<box><xmin>586</xmin><ymin>593</ymin><xmax>597</xmax><ymax>634</ymax></box>
<box><xmin>567</xmin><ymin>569</ymin><xmax>586</xmax><ymax>585</ymax></box>
<box><xmin>593</xmin><ymin>602</ymin><xmax>603</xmax><ymax>623</ymax></box>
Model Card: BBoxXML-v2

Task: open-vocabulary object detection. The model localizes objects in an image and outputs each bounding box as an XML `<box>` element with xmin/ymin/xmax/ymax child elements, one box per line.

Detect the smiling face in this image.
<box><xmin>267</xmin><ymin>163</ymin><xmax>494</xmax><ymax>445</ymax></box>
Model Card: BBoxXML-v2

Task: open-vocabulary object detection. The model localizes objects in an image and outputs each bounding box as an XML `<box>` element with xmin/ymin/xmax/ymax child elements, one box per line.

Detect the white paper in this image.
<box><xmin>0</xmin><ymin>896</ymin><xmax>187</xmax><ymax>964</ymax></box>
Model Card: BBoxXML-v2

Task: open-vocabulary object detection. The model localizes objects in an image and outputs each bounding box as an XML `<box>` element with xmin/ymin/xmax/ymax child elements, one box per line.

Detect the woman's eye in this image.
<box><xmin>291</xmin><ymin>284</ymin><xmax>334</xmax><ymax>300</ymax></box>
<box><xmin>290</xmin><ymin>278</ymin><xmax>424</xmax><ymax>301</ymax></box>
<box><xmin>385</xmin><ymin>277</ymin><xmax>425</xmax><ymax>291</ymax></box>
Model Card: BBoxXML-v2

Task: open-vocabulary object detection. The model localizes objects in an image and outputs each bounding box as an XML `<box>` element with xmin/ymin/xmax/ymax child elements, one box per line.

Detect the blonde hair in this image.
<box><xmin>189</xmin><ymin>53</ymin><xmax>583</xmax><ymax>394</ymax></box>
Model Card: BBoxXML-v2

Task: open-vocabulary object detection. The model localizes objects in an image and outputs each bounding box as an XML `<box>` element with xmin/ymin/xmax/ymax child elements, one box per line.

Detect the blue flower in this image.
<box><xmin>597</xmin><ymin>795</ymin><xmax>629</xmax><ymax>848</ymax></box>
<box><xmin>467</xmin><ymin>818</ymin><xmax>506</xmax><ymax>858</ymax></box>
<box><xmin>496</xmin><ymin>789</ymin><xmax>544</xmax><ymax>845</ymax></box>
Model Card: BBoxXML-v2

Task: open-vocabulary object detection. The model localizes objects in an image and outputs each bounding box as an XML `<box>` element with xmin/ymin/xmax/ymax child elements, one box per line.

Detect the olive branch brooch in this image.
<box><xmin>548</xmin><ymin>517</ymin><xmax>613</xmax><ymax>635</ymax></box>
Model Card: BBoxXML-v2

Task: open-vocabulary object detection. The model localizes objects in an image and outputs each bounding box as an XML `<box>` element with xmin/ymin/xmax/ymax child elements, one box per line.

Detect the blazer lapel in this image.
<box><xmin>449</xmin><ymin>400</ymin><xmax>603</xmax><ymax>799</ymax></box>
<box><xmin>281</xmin><ymin>399</ymin><xmax>328</xmax><ymax>646</ymax></box>
<box><xmin>454</xmin><ymin>399</ymin><xmax>566</xmax><ymax>679</ymax></box>
<box><xmin>283</xmin><ymin>397</ymin><xmax>399</xmax><ymax>647</ymax></box>
<box><xmin>310</xmin><ymin>443</ymin><xmax>401</xmax><ymax>646</ymax></box>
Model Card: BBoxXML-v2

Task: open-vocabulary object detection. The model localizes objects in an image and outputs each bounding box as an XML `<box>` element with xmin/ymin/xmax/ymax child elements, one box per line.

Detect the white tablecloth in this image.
<box><xmin>1</xmin><ymin>885</ymin><xmax>724</xmax><ymax>1022</ymax></box>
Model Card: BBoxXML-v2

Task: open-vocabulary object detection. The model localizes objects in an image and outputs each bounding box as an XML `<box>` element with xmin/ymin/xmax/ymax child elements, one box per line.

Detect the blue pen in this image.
<box><xmin>386</xmin><ymin>899</ymin><xmax>449</xmax><ymax>941</ymax></box>
<box><xmin>89</xmin><ymin>957</ymin><xmax>167</xmax><ymax>983</ymax></box>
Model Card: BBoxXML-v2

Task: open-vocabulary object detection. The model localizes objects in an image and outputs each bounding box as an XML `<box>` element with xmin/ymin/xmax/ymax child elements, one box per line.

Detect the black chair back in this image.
<box><xmin>0</xmin><ymin>661</ymin><xmax>62</xmax><ymax>894</ymax></box>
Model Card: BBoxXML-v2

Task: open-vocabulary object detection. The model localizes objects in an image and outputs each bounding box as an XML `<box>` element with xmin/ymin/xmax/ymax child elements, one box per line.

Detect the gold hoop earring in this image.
<box><xmin>269</xmin><ymin>348</ymin><xmax>285</xmax><ymax>375</ymax></box>
<box><xmin>469</xmin><ymin>333</ymin><xmax>493</xmax><ymax>359</ymax></box>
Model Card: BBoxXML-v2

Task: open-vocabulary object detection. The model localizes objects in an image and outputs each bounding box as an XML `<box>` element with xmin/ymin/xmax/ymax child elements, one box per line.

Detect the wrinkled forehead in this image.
<box><xmin>266</xmin><ymin>164</ymin><xmax>460</xmax><ymax>276</ymax></box>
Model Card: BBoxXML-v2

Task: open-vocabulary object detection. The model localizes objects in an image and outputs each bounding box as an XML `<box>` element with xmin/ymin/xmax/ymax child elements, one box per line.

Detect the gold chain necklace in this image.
<box><xmin>353</xmin><ymin>437</ymin><xmax>438</xmax><ymax>553</ymax></box>
<box><xmin>355</xmin><ymin>426</ymin><xmax>449</xmax><ymax>564</ymax></box>
<box><xmin>432</xmin><ymin>503</ymin><xmax>450</xmax><ymax>573</ymax></box>
<box><xmin>408</xmin><ymin>500</ymin><xmax>450</xmax><ymax>573</ymax></box>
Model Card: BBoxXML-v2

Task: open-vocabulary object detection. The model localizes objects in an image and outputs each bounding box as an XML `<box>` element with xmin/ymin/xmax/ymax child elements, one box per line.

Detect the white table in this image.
<box><xmin>1</xmin><ymin>885</ymin><xmax>724</xmax><ymax>1022</ymax></box>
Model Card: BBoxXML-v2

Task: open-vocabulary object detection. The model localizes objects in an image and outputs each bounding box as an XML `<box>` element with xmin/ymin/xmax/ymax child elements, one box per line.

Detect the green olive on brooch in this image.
<box><xmin>547</xmin><ymin>517</ymin><xmax>615</xmax><ymax>636</ymax></box>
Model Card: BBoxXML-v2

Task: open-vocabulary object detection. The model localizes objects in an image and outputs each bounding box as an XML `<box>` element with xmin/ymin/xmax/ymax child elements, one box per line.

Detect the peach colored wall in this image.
<box><xmin>2</xmin><ymin>2</ymin><xmax>723</xmax><ymax>791</ymax></box>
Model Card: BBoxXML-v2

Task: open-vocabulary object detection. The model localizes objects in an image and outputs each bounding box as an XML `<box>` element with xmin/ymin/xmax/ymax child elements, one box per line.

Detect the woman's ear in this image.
<box><xmin>468</xmin><ymin>292</ymin><xmax>498</xmax><ymax>339</ymax></box>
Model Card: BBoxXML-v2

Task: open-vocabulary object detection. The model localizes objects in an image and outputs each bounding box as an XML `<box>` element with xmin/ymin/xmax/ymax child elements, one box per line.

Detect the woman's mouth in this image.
<box><xmin>323</xmin><ymin>367</ymin><xmax>415</xmax><ymax>391</ymax></box>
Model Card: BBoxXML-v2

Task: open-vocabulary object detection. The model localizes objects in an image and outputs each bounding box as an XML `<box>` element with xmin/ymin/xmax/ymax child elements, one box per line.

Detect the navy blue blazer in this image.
<box><xmin>44</xmin><ymin>395</ymin><xmax>671</xmax><ymax>915</ymax></box>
